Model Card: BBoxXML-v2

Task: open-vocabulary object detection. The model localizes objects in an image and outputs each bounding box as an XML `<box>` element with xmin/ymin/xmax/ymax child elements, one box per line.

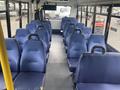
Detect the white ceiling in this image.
<box><xmin>77</xmin><ymin>0</ymin><xmax>120</xmax><ymax>5</ymax></box>
<box><xmin>9</xmin><ymin>0</ymin><xmax>120</xmax><ymax>5</ymax></box>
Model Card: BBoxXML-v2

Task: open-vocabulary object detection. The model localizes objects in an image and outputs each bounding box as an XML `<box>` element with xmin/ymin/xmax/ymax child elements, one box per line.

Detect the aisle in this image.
<box><xmin>44</xmin><ymin>35</ymin><xmax>73</xmax><ymax>90</ymax></box>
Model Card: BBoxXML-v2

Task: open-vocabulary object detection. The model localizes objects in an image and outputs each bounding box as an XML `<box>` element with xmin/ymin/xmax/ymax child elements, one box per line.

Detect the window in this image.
<box><xmin>112</xmin><ymin>7</ymin><xmax>120</xmax><ymax>16</ymax></box>
<box><xmin>10</xmin><ymin>2</ymin><xmax>19</xmax><ymax>36</ymax></box>
<box><xmin>22</xmin><ymin>3</ymin><xmax>28</xmax><ymax>28</ymax></box>
<box><xmin>96</xmin><ymin>6</ymin><xmax>101</xmax><ymax>13</ymax></box>
<box><xmin>9</xmin><ymin>2</ymin><xmax>15</xmax><ymax>11</ymax></box>
<box><xmin>90</xmin><ymin>6</ymin><xmax>94</xmax><ymax>13</ymax></box>
<box><xmin>0</xmin><ymin>12</ymin><xmax>7</xmax><ymax>38</ymax></box>
<box><xmin>88</xmin><ymin>6</ymin><xmax>91</xmax><ymax>13</ymax></box>
<box><xmin>87</xmin><ymin>6</ymin><xmax>94</xmax><ymax>29</ymax></box>
<box><xmin>82</xmin><ymin>6</ymin><xmax>86</xmax><ymax>24</ymax></box>
<box><xmin>94</xmin><ymin>15</ymin><xmax>107</xmax><ymax>35</ymax></box>
<box><xmin>101</xmin><ymin>6</ymin><xmax>108</xmax><ymax>14</ymax></box>
<box><xmin>78</xmin><ymin>7</ymin><xmax>81</xmax><ymax>23</ymax></box>
<box><xmin>45</xmin><ymin>6</ymin><xmax>71</xmax><ymax>20</ymax></box>
<box><xmin>108</xmin><ymin>17</ymin><xmax>120</xmax><ymax>51</ymax></box>
<box><xmin>87</xmin><ymin>13</ymin><xmax>93</xmax><ymax>29</ymax></box>
<box><xmin>0</xmin><ymin>1</ymin><xmax>7</xmax><ymax>38</ymax></box>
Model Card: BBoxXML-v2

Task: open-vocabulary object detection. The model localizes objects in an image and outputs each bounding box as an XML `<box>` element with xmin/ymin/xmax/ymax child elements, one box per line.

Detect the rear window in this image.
<box><xmin>45</xmin><ymin>6</ymin><xmax>71</xmax><ymax>20</ymax></box>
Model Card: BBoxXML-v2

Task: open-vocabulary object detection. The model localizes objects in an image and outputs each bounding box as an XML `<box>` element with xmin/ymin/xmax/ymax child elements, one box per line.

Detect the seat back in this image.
<box><xmin>76</xmin><ymin>23</ymin><xmax>84</xmax><ymax>29</ymax></box>
<box><xmin>40</xmin><ymin>21</ymin><xmax>51</xmax><ymax>41</ymax></box>
<box><xmin>61</xmin><ymin>17</ymin><xmax>68</xmax><ymax>30</ymax></box>
<box><xmin>64</xmin><ymin>23</ymin><xmax>75</xmax><ymax>39</ymax></box>
<box><xmin>15</xmin><ymin>29</ymin><xmax>30</xmax><ymax>52</ymax></box>
<box><xmin>20</xmin><ymin>39</ymin><xmax>46</xmax><ymax>73</ymax></box>
<box><xmin>65</xmin><ymin>30</ymin><xmax>74</xmax><ymax>47</ymax></box>
<box><xmin>0</xmin><ymin>39</ymin><xmax>20</xmax><ymax>72</ymax></box>
<box><xmin>70</xmin><ymin>17</ymin><xmax>78</xmax><ymax>24</ymax></box>
<box><xmin>82</xmin><ymin>27</ymin><xmax>92</xmax><ymax>39</ymax></box>
<box><xmin>35</xmin><ymin>27</ymin><xmax>50</xmax><ymax>50</ymax></box>
<box><xmin>63</xmin><ymin>17</ymin><xmax>77</xmax><ymax>32</ymax></box>
<box><xmin>41</xmin><ymin>21</ymin><xmax>52</xmax><ymax>38</ymax></box>
<box><xmin>64</xmin><ymin>25</ymin><xmax>75</xmax><ymax>46</ymax></box>
<box><xmin>76</xmin><ymin>53</ymin><xmax>120</xmax><ymax>84</ymax></box>
<box><xmin>88</xmin><ymin>35</ymin><xmax>106</xmax><ymax>53</ymax></box>
<box><xmin>31</xmin><ymin>20</ymin><xmax>41</xmax><ymax>28</ymax></box>
<box><xmin>63</xmin><ymin>21</ymin><xmax>72</xmax><ymax>35</ymax></box>
<box><xmin>67</xmin><ymin>30</ymin><xmax>87</xmax><ymax>59</ymax></box>
<box><xmin>26</xmin><ymin>23</ymin><xmax>37</xmax><ymax>33</ymax></box>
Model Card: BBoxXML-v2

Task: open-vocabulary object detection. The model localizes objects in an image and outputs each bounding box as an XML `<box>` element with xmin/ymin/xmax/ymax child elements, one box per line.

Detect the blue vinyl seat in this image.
<box><xmin>63</xmin><ymin>21</ymin><xmax>72</xmax><ymax>37</ymax></box>
<box><xmin>81</xmin><ymin>27</ymin><xmax>92</xmax><ymax>39</ymax></box>
<box><xmin>40</xmin><ymin>21</ymin><xmax>52</xmax><ymax>41</ymax></box>
<box><xmin>14</xmin><ymin>39</ymin><xmax>46</xmax><ymax>90</ymax></box>
<box><xmin>35</xmin><ymin>27</ymin><xmax>50</xmax><ymax>53</ymax></box>
<box><xmin>0</xmin><ymin>38</ymin><xmax>20</xmax><ymax>90</ymax></box>
<box><xmin>64</xmin><ymin>23</ymin><xmax>84</xmax><ymax>48</ymax></box>
<box><xmin>28</xmin><ymin>34</ymin><xmax>49</xmax><ymax>62</ymax></box>
<box><xmin>15</xmin><ymin>29</ymin><xmax>30</xmax><ymax>52</ymax></box>
<box><xmin>26</xmin><ymin>23</ymin><xmax>38</xmax><ymax>33</ymax></box>
<box><xmin>31</xmin><ymin>20</ymin><xmax>51</xmax><ymax>41</ymax></box>
<box><xmin>63</xmin><ymin>18</ymin><xmax>77</xmax><ymax>35</ymax></box>
<box><xmin>75</xmin><ymin>23</ymin><xmax>92</xmax><ymax>39</ymax></box>
<box><xmin>61</xmin><ymin>17</ymin><xmax>68</xmax><ymax>30</ymax></box>
<box><xmin>75</xmin><ymin>23</ymin><xmax>84</xmax><ymax>29</ymax></box>
<box><xmin>65</xmin><ymin>23</ymin><xmax>90</xmax><ymax>47</ymax></box>
<box><xmin>62</xmin><ymin>17</ymin><xmax>78</xmax><ymax>34</ymax></box>
<box><xmin>76</xmin><ymin>83</ymin><xmax>120</xmax><ymax>90</ymax></box>
<box><xmin>31</xmin><ymin>20</ymin><xmax>41</xmax><ymax>27</ymax></box>
<box><xmin>63</xmin><ymin>23</ymin><xmax>75</xmax><ymax>45</ymax></box>
<box><xmin>75</xmin><ymin>53</ymin><xmax>120</xmax><ymax>90</ymax></box>
<box><xmin>88</xmin><ymin>35</ymin><xmax>106</xmax><ymax>53</ymax></box>
<box><xmin>67</xmin><ymin>30</ymin><xmax>87</xmax><ymax>72</ymax></box>
<box><xmin>65</xmin><ymin>30</ymin><xmax>74</xmax><ymax>48</ymax></box>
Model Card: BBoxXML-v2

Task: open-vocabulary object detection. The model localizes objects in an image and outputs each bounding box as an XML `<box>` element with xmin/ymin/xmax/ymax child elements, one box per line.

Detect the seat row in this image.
<box><xmin>61</xmin><ymin>17</ymin><xmax>106</xmax><ymax>73</ymax></box>
<box><xmin>16</xmin><ymin>19</ymin><xmax>52</xmax><ymax>53</ymax></box>
<box><xmin>61</xmin><ymin>17</ymin><xmax>120</xmax><ymax>90</ymax></box>
<box><xmin>0</xmin><ymin>19</ymin><xmax>52</xmax><ymax>90</ymax></box>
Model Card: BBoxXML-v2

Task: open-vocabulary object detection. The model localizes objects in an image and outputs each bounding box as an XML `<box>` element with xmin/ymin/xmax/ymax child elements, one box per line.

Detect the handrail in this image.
<box><xmin>0</xmin><ymin>21</ymin><xmax>14</xmax><ymax>90</ymax></box>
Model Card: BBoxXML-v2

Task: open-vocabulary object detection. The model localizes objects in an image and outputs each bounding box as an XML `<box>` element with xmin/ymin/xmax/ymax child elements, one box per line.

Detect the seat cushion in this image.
<box><xmin>76</xmin><ymin>83</ymin><xmax>120</xmax><ymax>90</ymax></box>
<box><xmin>0</xmin><ymin>72</ymin><xmax>17</xmax><ymax>90</ymax></box>
<box><xmin>68</xmin><ymin>59</ymin><xmax>78</xmax><ymax>72</ymax></box>
<box><xmin>14</xmin><ymin>72</ymin><xmax>45</xmax><ymax>90</ymax></box>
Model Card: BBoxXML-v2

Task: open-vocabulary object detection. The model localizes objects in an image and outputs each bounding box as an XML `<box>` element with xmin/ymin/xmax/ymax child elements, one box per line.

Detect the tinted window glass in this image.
<box><xmin>108</xmin><ymin>17</ymin><xmax>120</xmax><ymax>51</ymax></box>
<box><xmin>45</xmin><ymin>6</ymin><xmax>71</xmax><ymax>20</ymax></box>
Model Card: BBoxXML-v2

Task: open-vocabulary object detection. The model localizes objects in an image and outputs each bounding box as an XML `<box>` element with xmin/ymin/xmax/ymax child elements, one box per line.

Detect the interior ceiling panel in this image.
<box><xmin>77</xmin><ymin>0</ymin><xmax>120</xmax><ymax>5</ymax></box>
<box><xmin>9</xmin><ymin>0</ymin><xmax>30</xmax><ymax>2</ymax></box>
<box><xmin>39</xmin><ymin>0</ymin><xmax>77</xmax><ymax>7</ymax></box>
<box><xmin>9</xmin><ymin>0</ymin><xmax>120</xmax><ymax>5</ymax></box>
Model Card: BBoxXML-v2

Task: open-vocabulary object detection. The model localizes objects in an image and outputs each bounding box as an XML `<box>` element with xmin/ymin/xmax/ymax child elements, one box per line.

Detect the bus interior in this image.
<box><xmin>0</xmin><ymin>0</ymin><xmax>120</xmax><ymax>90</ymax></box>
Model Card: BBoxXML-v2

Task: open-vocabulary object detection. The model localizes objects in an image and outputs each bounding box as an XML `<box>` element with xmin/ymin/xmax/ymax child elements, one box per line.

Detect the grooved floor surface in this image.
<box><xmin>45</xmin><ymin>35</ymin><xmax>73</xmax><ymax>90</ymax></box>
